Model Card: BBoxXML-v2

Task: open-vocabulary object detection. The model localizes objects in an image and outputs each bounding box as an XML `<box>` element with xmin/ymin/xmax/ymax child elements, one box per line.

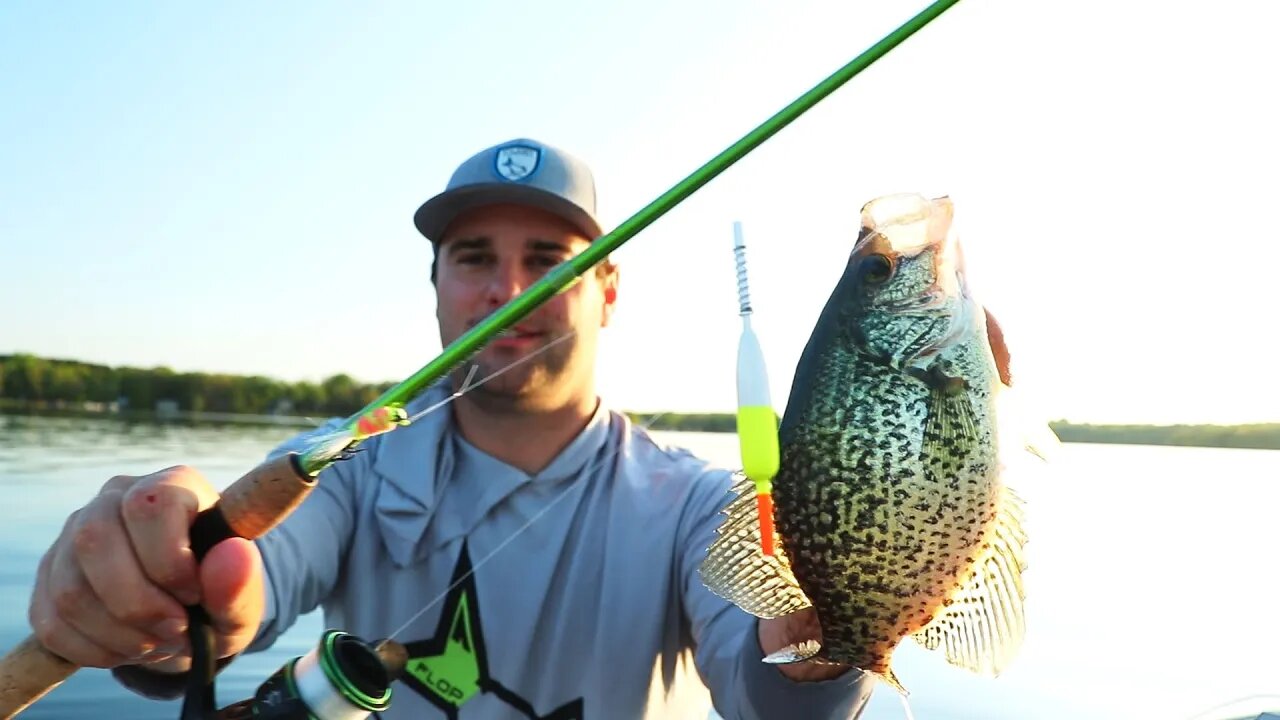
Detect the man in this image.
<box><xmin>27</xmin><ymin>139</ymin><xmax>875</xmax><ymax>718</ymax></box>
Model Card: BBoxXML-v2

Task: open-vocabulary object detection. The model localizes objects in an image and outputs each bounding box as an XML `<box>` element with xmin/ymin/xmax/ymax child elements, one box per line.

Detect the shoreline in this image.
<box><xmin>3</xmin><ymin>402</ymin><xmax>1277</xmax><ymax>451</ymax></box>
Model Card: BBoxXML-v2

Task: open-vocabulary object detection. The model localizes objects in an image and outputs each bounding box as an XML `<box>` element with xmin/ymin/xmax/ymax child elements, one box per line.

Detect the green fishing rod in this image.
<box><xmin>0</xmin><ymin>1</ymin><xmax>963</xmax><ymax>717</ymax></box>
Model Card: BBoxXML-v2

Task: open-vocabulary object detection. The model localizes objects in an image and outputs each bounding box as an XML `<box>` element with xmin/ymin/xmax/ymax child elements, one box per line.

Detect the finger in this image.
<box><xmin>70</xmin><ymin>489</ymin><xmax>191</xmax><ymax>642</ymax></box>
<box><xmin>36</xmin><ymin>542</ymin><xmax>166</xmax><ymax>667</ymax></box>
<box><xmin>198</xmin><ymin>538</ymin><xmax>265</xmax><ymax>659</ymax></box>
<box><xmin>99</xmin><ymin>473</ymin><xmax>138</xmax><ymax>494</ymax></box>
<box><xmin>120</xmin><ymin>465</ymin><xmax>220</xmax><ymax>606</ymax></box>
<box><xmin>783</xmin><ymin>607</ymin><xmax>824</xmax><ymax>643</ymax></box>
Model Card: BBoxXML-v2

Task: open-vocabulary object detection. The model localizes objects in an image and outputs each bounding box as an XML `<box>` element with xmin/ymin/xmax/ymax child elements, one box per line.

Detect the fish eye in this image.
<box><xmin>858</xmin><ymin>254</ymin><xmax>895</xmax><ymax>285</ymax></box>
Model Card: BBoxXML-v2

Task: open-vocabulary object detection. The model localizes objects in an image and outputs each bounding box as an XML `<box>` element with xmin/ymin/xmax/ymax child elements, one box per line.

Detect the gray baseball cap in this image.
<box><xmin>413</xmin><ymin>138</ymin><xmax>604</xmax><ymax>244</ymax></box>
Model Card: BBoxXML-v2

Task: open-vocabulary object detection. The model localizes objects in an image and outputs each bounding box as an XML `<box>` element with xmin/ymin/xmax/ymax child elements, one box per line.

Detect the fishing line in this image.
<box><xmin>306</xmin><ymin>321</ymin><xmax>670</xmax><ymax>650</ymax></box>
<box><xmin>402</xmin><ymin>330</ymin><xmax>578</xmax><ymax>425</ymax></box>
<box><xmin>376</xmin><ymin>405</ymin><xmax>669</xmax><ymax>648</ymax></box>
<box><xmin>900</xmin><ymin>692</ymin><xmax>917</xmax><ymax>720</ymax></box>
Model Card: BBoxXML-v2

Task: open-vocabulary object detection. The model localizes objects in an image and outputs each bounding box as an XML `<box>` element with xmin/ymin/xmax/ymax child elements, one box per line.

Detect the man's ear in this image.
<box><xmin>601</xmin><ymin>264</ymin><xmax>619</xmax><ymax>327</ymax></box>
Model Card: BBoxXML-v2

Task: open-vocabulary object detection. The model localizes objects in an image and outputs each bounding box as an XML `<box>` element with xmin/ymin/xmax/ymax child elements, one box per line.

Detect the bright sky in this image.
<box><xmin>2</xmin><ymin>0</ymin><xmax>1276</xmax><ymax>425</ymax></box>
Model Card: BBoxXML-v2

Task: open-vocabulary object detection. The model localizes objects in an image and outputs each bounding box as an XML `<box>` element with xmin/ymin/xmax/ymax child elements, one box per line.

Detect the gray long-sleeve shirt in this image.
<box><xmin>247</xmin><ymin>381</ymin><xmax>874</xmax><ymax>719</ymax></box>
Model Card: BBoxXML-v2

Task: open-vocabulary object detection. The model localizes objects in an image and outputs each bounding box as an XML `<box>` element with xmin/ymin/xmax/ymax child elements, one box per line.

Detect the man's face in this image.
<box><xmin>433</xmin><ymin>203</ymin><xmax>617</xmax><ymax>412</ymax></box>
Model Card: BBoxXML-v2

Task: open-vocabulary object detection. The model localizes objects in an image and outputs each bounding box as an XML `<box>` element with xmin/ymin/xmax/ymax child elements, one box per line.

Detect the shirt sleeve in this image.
<box><xmin>676</xmin><ymin>466</ymin><xmax>876</xmax><ymax>720</ymax></box>
<box><xmin>245</xmin><ymin>420</ymin><xmax>363</xmax><ymax>652</ymax></box>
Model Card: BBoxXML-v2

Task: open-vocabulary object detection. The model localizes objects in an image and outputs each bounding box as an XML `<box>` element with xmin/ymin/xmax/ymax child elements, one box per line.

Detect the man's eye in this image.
<box><xmin>530</xmin><ymin>255</ymin><xmax>563</xmax><ymax>268</ymax></box>
<box><xmin>457</xmin><ymin>253</ymin><xmax>492</xmax><ymax>266</ymax></box>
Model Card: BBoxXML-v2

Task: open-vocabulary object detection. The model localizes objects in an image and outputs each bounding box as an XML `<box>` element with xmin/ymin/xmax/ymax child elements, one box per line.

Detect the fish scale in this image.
<box><xmin>699</xmin><ymin>193</ymin><xmax>1046</xmax><ymax>696</ymax></box>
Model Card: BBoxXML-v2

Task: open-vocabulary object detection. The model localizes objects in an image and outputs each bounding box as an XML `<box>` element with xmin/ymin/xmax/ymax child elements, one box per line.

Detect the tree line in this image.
<box><xmin>0</xmin><ymin>353</ymin><xmax>392</xmax><ymax>417</ymax></box>
<box><xmin>1049</xmin><ymin>422</ymin><xmax>1280</xmax><ymax>451</ymax></box>
<box><xmin>3</xmin><ymin>353</ymin><xmax>1277</xmax><ymax>450</ymax></box>
<box><xmin>623</xmin><ymin>416</ymin><xmax>1280</xmax><ymax>449</ymax></box>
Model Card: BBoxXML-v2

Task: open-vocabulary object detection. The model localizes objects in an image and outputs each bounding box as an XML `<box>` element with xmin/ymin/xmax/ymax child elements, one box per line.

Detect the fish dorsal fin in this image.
<box><xmin>699</xmin><ymin>476</ymin><xmax>813</xmax><ymax>619</ymax></box>
<box><xmin>910</xmin><ymin>487</ymin><xmax>1029</xmax><ymax>676</ymax></box>
<box><xmin>984</xmin><ymin>307</ymin><xmax>1013</xmax><ymax>387</ymax></box>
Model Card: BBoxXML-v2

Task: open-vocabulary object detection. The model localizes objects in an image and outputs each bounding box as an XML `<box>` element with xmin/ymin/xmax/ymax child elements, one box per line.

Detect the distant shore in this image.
<box><xmin>641</xmin><ymin>416</ymin><xmax>1280</xmax><ymax>451</ymax></box>
<box><xmin>3</xmin><ymin>352</ymin><xmax>1276</xmax><ymax>451</ymax></box>
<box><xmin>3</xmin><ymin>400</ymin><xmax>1277</xmax><ymax>451</ymax></box>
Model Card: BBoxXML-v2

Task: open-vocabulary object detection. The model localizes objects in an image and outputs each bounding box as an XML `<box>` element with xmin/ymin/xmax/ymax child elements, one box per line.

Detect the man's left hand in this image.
<box><xmin>758</xmin><ymin>608</ymin><xmax>852</xmax><ymax>682</ymax></box>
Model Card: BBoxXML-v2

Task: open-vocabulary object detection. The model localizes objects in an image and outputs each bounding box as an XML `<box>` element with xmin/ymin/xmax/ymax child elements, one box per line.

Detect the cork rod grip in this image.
<box><xmin>0</xmin><ymin>452</ymin><xmax>318</xmax><ymax>718</ymax></box>
<box><xmin>0</xmin><ymin>637</ymin><xmax>76</xmax><ymax>719</ymax></box>
<box><xmin>210</xmin><ymin>452</ymin><xmax>319</xmax><ymax>541</ymax></box>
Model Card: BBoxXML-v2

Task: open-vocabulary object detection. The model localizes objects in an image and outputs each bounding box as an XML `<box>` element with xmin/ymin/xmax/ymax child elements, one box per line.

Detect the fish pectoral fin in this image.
<box><xmin>922</xmin><ymin>370</ymin><xmax>979</xmax><ymax>444</ymax></box>
<box><xmin>761</xmin><ymin>640</ymin><xmax>822</xmax><ymax>664</ymax></box>
<box><xmin>699</xmin><ymin>477</ymin><xmax>813</xmax><ymax>619</ymax></box>
<box><xmin>911</xmin><ymin>487</ymin><xmax>1029</xmax><ymax>677</ymax></box>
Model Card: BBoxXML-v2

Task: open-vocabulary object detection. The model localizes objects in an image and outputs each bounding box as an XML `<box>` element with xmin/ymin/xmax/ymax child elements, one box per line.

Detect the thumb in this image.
<box><xmin>198</xmin><ymin>538</ymin><xmax>265</xmax><ymax>659</ymax></box>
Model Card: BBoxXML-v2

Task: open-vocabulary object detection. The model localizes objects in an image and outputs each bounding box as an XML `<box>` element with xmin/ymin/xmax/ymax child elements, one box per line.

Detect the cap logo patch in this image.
<box><xmin>494</xmin><ymin>145</ymin><xmax>541</xmax><ymax>182</ymax></box>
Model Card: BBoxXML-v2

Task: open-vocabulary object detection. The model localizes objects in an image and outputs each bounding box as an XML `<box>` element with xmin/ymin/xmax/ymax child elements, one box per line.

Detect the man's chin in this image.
<box><xmin>455</xmin><ymin>364</ymin><xmax>547</xmax><ymax>400</ymax></box>
<box><xmin>464</xmin><ymin>382</ymin><xmax>564</xmax><ymax>414</ymax></box>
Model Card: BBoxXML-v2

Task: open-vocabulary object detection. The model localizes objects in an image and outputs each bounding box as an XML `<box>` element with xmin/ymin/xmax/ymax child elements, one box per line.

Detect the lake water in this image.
<box><xmin>0</xmin><ymin>412</ymin><xmax>1277</xmax><ymax>720</ymax></box>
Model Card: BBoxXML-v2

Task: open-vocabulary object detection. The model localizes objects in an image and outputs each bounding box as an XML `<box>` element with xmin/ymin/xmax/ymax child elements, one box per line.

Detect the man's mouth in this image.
<box><xmin>497</xmin><ymin>324</ymin><xmax>543</xmax><ymax>337</ymax></box>
<box><xmin>492</xmin><ymin>325</ymin><xmax>547</xmax><ymax>345</ymax></box>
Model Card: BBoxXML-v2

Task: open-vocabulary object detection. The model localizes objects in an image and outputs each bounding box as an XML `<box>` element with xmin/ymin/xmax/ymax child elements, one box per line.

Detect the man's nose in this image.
<box><xmin>486</xmin><ymin>263</ymin><xmax>526</xmax><ymax>306</ymax></box>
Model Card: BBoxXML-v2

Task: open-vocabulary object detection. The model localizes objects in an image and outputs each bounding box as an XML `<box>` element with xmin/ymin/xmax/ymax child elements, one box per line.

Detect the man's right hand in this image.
<box><xmin>27</xmin><ymin>465</ymin><xmax>265</xmax><ymax>673</ymax></box>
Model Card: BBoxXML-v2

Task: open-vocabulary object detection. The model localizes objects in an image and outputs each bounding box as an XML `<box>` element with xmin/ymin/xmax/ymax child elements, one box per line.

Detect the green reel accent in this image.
<box><xmin>316</xmin><ymin>630</ymin><xmax>393</xmax><ymax>712</ymax></box>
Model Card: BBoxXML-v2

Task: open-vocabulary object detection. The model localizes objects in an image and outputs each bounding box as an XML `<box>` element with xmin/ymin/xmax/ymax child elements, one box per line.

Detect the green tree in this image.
<box><xmin>83</xmin><ymin>365</ymin><xmax>120</xmax><ymax>403</ymax></box>
<box><xmin>321</xmin><ymin>374</ymin><xmax>361</xmax><ymax>415</ymax></box>
<box><xmin>46</xmin><ymin>364</ymin><xmax>87</xmax><ymax>403</ymax></box>
<box><xmin>118</xmin><ymin>367</ymin><xmax>157</xmax><ymax>410</ymax></box>
<box><xmin>238</xmin><ymin>375</ymin><xmax>282</xmax><ymax>414</ymax></box>
<box><xmin>287</xmin><ymin>381</ymin><xmax>327</xmax><ymax>416</ymax></box>
<box><xmin>201</xmin><ymin>374</ymin><xmax>234</xmax><ymax>413</ymax></box>
<box><xmin>3</xmin><ymin>354</ymin><xmax>48</xmax><ymax>401</ymax></box>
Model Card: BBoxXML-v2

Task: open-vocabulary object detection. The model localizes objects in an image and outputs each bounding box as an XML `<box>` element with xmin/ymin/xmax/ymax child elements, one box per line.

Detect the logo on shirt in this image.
<box><xmin>401</xmin><ymin>541</ymin><xmax>585</xmax><ymax>719</ymax></box>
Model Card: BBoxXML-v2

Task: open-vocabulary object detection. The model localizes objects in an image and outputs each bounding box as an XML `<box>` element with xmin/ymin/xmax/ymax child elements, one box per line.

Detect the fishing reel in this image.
<box><xmin>180</xmin><ymin>608</ymin><xmax>407</xmax><ymax>720</ymax></box>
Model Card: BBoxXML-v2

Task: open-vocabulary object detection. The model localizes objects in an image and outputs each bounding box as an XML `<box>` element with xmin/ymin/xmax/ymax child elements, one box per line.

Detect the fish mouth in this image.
<box><xmin>848</xmin><ymin>193</ymin><xmax>975</xmax><ymax>367</ymax></box>
<box><xmin>854</xmin><ymin>192</ymin><xmax>968</xmax><ymax>312</ymax></box>
<box><xmin>857</xmin><ymin>193</ymin><xmax>953</xmax><ymax>258</ymax></box>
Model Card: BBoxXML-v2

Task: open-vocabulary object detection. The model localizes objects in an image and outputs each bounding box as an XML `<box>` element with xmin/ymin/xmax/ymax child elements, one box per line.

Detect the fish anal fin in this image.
<box><xmin>911</xmin><ymin>487</ymin><xmax>1029</xmax><ymax>677</ymax></box>
<box><xmin>699</xmin><ymin>477</ymin><xmax>812</xmax><ymax>619</ymax></box>
<box><xmin>761</xmin><ymin>643</ymin><xmax>911</xmax><ymax>698</ymax></box>
<box><xmin>762</xmin><ymin>640</ymin><xmax>822</xmax><ymax>665</ymax></box>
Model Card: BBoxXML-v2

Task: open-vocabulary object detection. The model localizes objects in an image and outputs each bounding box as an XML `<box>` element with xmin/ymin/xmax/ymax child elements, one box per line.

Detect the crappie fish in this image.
<box><xmin>701</xmin><ymin>193</ymin><xmax>1048</xmax><ymax>695</ymax></box>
